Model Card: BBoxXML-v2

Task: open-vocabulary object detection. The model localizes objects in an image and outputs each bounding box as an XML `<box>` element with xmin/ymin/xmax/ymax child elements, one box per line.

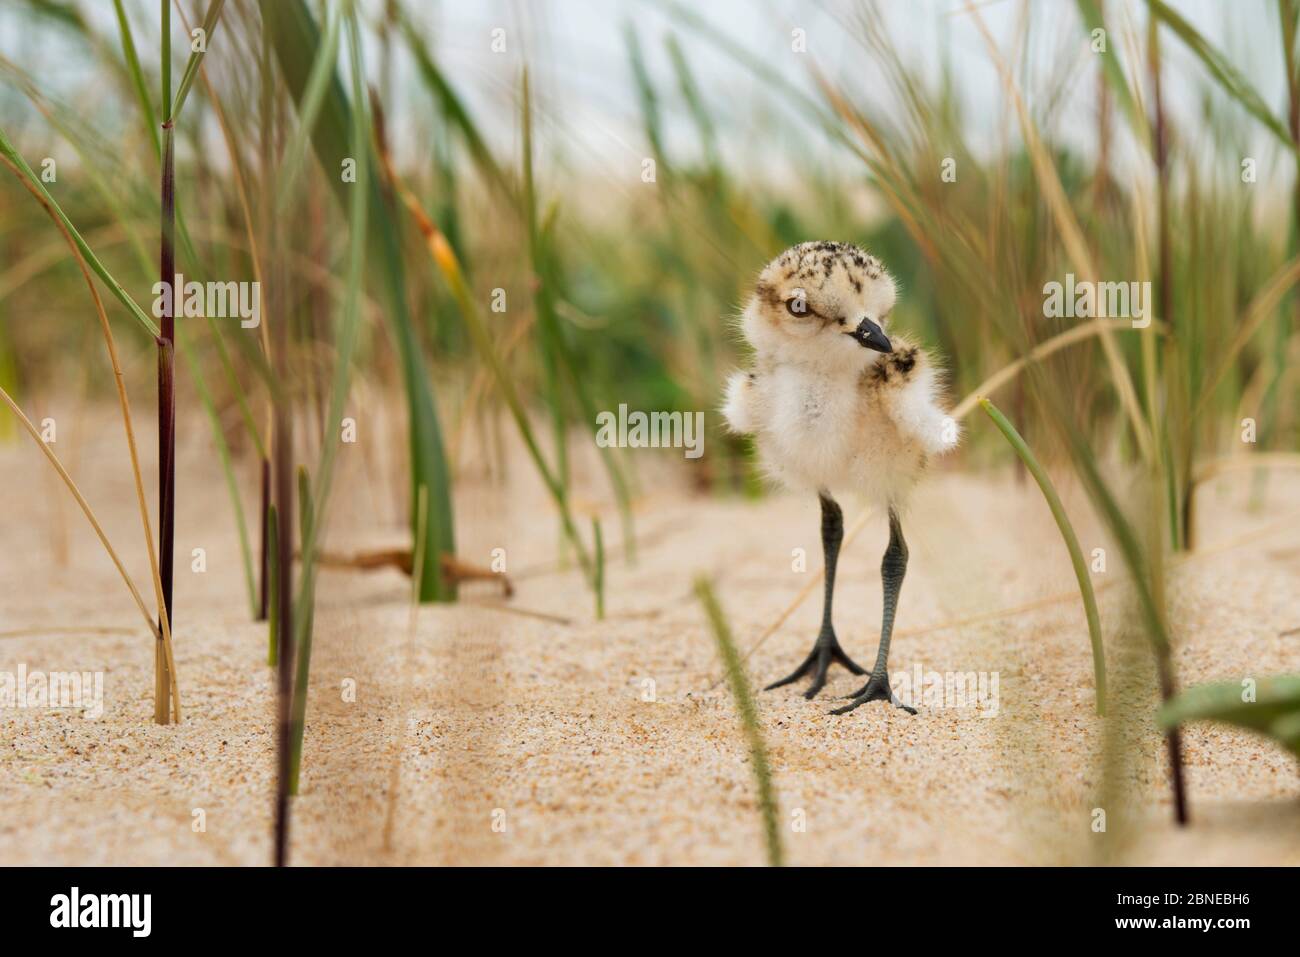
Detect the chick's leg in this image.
<box><xmin>834</xmin><ymin>507</ymin><xmax>917</xmax><ymax>715</ymax></box>
<box><xmin>764</xmin><ymin>492</ymin><xmax>867</xmax><ymax>699</ymax></box>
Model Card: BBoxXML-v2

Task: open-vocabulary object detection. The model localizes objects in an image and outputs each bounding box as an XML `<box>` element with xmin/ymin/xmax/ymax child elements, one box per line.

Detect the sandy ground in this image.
<box><xmin>1</xmin><ymin>403</ymin><xmax>1298</xmax><ymax>866</ymax></box>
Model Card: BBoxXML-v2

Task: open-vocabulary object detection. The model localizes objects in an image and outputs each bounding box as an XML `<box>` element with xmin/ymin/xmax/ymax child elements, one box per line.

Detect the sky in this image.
<box><xmin>406</xmin><ymin>0</ymin><xmax>1292</xmax><ymax>177</ymax></box>
<box><xmin>0</xmin><ymin>0</ymin><xmax>1294</xmax><ymax>190</ymax></box>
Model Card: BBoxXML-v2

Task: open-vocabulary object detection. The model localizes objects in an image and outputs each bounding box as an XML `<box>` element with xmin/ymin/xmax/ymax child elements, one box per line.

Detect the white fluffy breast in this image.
<box><xmin>743</xmin><ymin>363</ymin><xmax>923</xmax><ymax>504</ymax></box>
<box><xmin>761</xmin><ymin>365</ymin><xmax>857</xmax><ymax>483</ymax></box>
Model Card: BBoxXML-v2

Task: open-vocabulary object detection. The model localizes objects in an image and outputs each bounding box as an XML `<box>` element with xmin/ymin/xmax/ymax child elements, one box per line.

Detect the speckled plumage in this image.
<box><xmin>723</xmin><ymin>241</ymin><xmax>958</xmax><ymax>507</ymax></box>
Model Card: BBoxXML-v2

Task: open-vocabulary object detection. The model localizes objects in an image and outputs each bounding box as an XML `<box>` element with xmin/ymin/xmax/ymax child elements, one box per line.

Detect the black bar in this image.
<box><xmin>2</xmin><ymin>867</ymin><xmax>1284</xmax><ymax>942</ymax></box>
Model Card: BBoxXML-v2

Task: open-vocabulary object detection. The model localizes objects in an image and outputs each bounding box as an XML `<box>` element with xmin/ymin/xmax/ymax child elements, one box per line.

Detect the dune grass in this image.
<box><xmin>1160</xmin><ymin>677</ymin><xmax>1300</xmax><ymax>760</ymax></box>
<box><xmin>695</xmin><ymin>576</ymin><xmax>782</xmax><ymax>867</ymax></box>
<box><xmin>980</xmin><ymin>397</ymin><xmax>1106</xmax><ymax>714</ymax></box>
<box><xmin>0</xmin><ymin>131</ymin><xmax>179</xmax><ymax>723</ymax></box>
<box><xmin>266</xmin><ymin>504</ymin><xmax>280</xmax><ymax>667</ymax></box>
<box><xmin>261</xmin><ymin>0</ymin><xmax>456</xmax><ymax>604</ymax></box>
<box><xmin>154</xmin><ymin>0</ymin><xmax>176</xmax><ymax>725</ymax></box>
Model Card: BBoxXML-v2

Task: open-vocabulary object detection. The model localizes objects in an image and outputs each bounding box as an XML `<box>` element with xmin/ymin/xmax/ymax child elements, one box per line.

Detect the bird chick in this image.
<box><xmin>722</xmin><ymin>241</ymin><xmax>958</xmax><ymax>714</ymax></box>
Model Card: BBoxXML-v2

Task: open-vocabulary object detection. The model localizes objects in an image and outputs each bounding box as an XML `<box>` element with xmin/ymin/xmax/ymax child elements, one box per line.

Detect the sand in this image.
<box><xmin>2</xmin><ymin>405</ymin><xmax>1298</xmax><ymax>866</ymax></box>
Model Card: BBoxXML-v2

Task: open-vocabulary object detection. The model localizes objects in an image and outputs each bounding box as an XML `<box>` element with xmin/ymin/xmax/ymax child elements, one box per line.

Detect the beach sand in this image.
<box><xmin>2</xmin><ymin>405</ymin><xmax>1297</xmax><ymax>865</ymax></box>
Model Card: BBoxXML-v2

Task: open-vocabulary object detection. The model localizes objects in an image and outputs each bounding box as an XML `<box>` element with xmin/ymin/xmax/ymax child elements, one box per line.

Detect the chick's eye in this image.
<box><xmin>785</xmin><ymin>296</ymin><xmax>808</xmax><ymax>317</ymax></box>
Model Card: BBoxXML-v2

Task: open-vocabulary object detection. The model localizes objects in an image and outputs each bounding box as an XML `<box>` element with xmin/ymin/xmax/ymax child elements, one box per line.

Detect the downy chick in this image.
<box><xmin>723</xmin><ymin>241</ymin><xmax>958</xmax><ymax>713</ymax></box>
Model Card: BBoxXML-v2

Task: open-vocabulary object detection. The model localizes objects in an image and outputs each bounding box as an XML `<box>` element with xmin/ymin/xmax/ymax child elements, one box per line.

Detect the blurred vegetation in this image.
<box><xmin>3</xmin><ymin>2</ymin><xmax>1295</xmax><ymax>507</ymax></box>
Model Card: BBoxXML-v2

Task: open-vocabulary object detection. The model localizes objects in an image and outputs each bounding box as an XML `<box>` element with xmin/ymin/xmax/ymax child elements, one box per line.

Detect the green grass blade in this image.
<box><xmin>288</xmin><ymin>467</ymin><xmax>315</xmax><ymax>796</ymax></box>
<box><xmin>980</xmin><ymin>398</ymin><xmax>1107</xmax><ymax>714</ymax></box>
<box><xmin>160</xmin><ymin>0</ymin><xmax>171</xmax><ymax>124</ymax></box>
<box><xmin>267</xmin><ymin>504</ymin><xmax>280</xmax><ymax>667</ymax></box>
<box><xmin>0</xmin><ymin>126</ymin><xmax>159</xmax><ymax>338</ymax></box>
<box><xmin>396</xmin><ymin>6</ymin><xmax>514</xmax><ymax>202</ymax></box>
<box><xmin>626</xmin><ymin>25</ymin><xmax>666</xmax><ymax>169</ymax></box>
<box><xmin>1074</xmin><ymin>0</ymin><xmax>1145</xmax><ymax>142</ymax></box>
<box><xmin>261</xmin><ymin>0</ymin><xmax>456</xmax><ymax>602</ymax></box>
<box><xmin>0</xmin><ymin>58</ymin><xmax>156</xmax><ymax>275</ymax></box>
<box><xmin>287</xmin><ymin>4</ymin><xmax>371</xmax><ymax>796</ymax></box>
<box><xmin>521</xmin><ymin>71</ymin><xmax>570</xmax><ymax>498</ymax></box>
<box><xmin>275</xmin><ymin>0</ymin><xmax>341</xmax><ymax>213</ymax></box>
<box><xmin>430</xmin><ymin>225</ymin><xmax>594</xmax><ymax>581</ymax></box>
<box><xmin>519</xmin><ymin>74</ymin><xmax>636</xmax><ymax>559</ymax></box>
<box><xmin>111</xmin><ymin>0</ymin><xmax>160</xmax><ymax>158</ymax></box>
<box><xmin>301</xmin><ymin>0</ymin><xmax>368</xmax><ymax>540</ymax></box>
<box><xmin>1159</xmin><ymin>677</ymin><xmax>1300</xmax><ymax>759</ymax></box>
<box><xmin>171</xmin><ymin>0</ymin><xmax>226</xmax><ymax>122</ymax></box>
<box><xmin>665</xmin><ymin>33</ymin><xmax>719</xmax><ymax>171</ymax></box>
<box><xmin>694</xmin><ymin>577</ymin><xmax>782</xmax><ymax>866</ymax></box>
<box><xmin>1147</xmin><ymin>0</ymin><xmax>1296</xmax><ymax>151</ymax></box>
<box><xmin>16</xmin><ymin>0</ymin><xmax>85</xmax><ymax>31</ymax></box>
<box><xmin>593</xmin><ymin>518</ymin><xmax>605</xmax><ymax>620</ymax></box>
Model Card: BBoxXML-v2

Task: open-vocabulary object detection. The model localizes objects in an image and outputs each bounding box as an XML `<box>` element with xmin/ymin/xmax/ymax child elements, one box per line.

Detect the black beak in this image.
<box><xmin>849</xmin><ymin>317</ymin><xmax>892</xmax><ymax>352</ymax></box>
